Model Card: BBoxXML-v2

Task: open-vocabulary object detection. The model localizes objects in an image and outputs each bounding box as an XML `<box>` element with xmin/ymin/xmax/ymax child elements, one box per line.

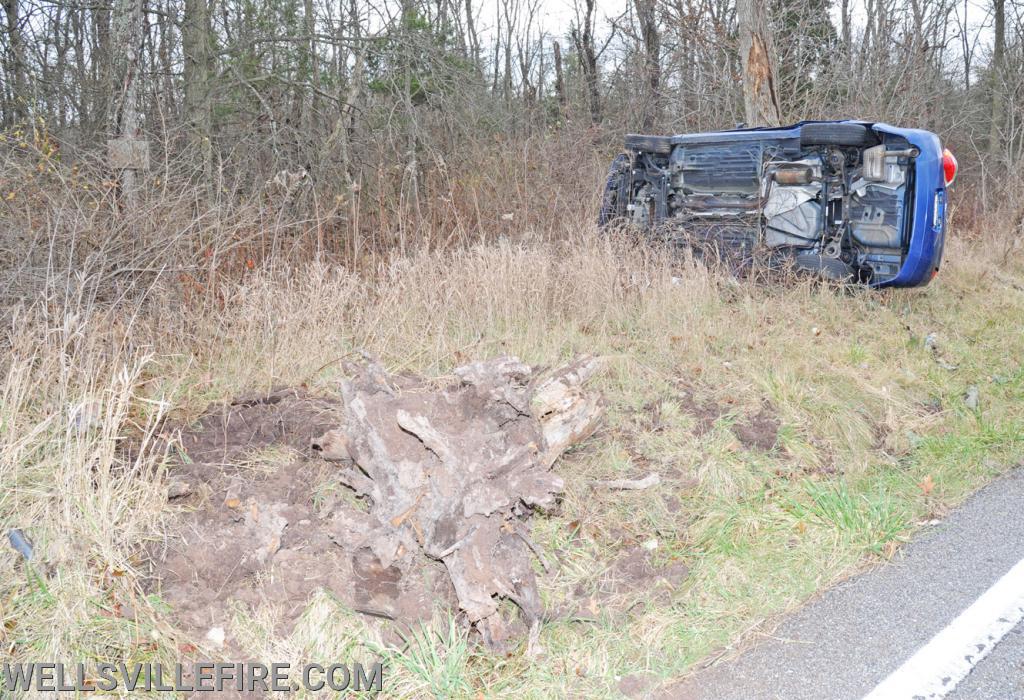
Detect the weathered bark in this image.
<box><xmin>93</xmin><ymin>0</ymin><xmax>112</xmax><ymax>136</ymax></box>
<box><xmin>500</xmin><ymin>0</ymin><xmax>512</xmax><ymax>103</ymax></box>
<box><xmin>325</xmin><ymin>27</ymin><xmax>363</xmax><ymax>211</ymax></box>
<box><xmin>183</xmin><ymin>0</ymin><xmax>214</xmax><ymax>186</ymax></box>
<box><xmin>109</xmin><ymin>0</ymin><xmax>145</xmax><ymax>206</ymax></box>
<box><xmin>736</xmin><ymin>0</ymin><xmax>781</xmax><ymax>127</ymax></box>
<box><xmin>314</xmin><ymin>355</ymin><xmax>603</xmax><ymax>650</ymax></box>
<box><xmin>2</xmin><ymin>0</ymin><xmax>26</xmax><ymax>125</ymax></box>
<box><xmin>571</xmin><ymin>0</ymin><xmax>601</xmax><ymax>123</ymax></box>
<box><xmin>634</xmin><ymin>0</ymin><xmax>661</xmax><ymax>131</ymax></box>
<box><xmin>518</xmin><ymin>46</ymin><xmax>534</xmax><ymax>107</ymax></box>
<box><xmin>156</xmin><ymin>0</ymin><xmax>176</xmax><ymax>116</ymax></box>
<box><xmin>302</xmin><ymin>0</ymin><xmax>320</xmax><ymax>136</ymax></box>
<box><xmin>840</xmin><ymin>0</ymin><xmax>851</xmax><ymax>50</ymax></box>
<box><xmin>552</xmin><ymin>40</ymin><xmax>567</xmax><ymax>111</ymax></box>
<box><xmin>988</xmin><ymin>0</ymin><xmax>1005</xmax><ymax>161</ymax></box>
<box><xmin>464</xmin><ymin>0</ymin><xmax>480</xmax><ymax>69</ymax></box>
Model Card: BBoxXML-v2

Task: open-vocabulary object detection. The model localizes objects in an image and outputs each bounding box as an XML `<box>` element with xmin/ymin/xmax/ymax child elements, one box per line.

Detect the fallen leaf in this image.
<box><xmin>918</xmin><ymin>474</ymin><xmax>935</xmax><ymax>496</ymax></box>
<box><xmin>224</xmin><ymin>484</ymin><xmax>241</xmax><ymax>509</ymax></box>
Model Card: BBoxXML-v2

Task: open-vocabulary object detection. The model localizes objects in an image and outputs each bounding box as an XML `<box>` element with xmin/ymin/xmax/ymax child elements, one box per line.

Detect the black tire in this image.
<box><xmin>625</xmin><ymin>134</ymin><xmax>673</xmax><ymax>155</ymax></box>
<box><xmin>799</xmin><ymin>123</ymin><xmax>879</xmax><ymax>148</ymax></box>
<box><xmin>598</xmin><ymin>154</ymin><xmax>632</xmax><ymax>228</ymax></box>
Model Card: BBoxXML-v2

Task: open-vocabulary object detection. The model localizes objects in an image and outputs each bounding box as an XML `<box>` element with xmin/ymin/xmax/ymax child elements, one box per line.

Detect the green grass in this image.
<box><xmin>787</xmin><ymin>479</ymin><xmax>910</xmax><ymax>554</ymax></box>
<box><xmin>370</xmin><ymin>619</ymin><xmax>476</xmax><ymax>699</ymax></box>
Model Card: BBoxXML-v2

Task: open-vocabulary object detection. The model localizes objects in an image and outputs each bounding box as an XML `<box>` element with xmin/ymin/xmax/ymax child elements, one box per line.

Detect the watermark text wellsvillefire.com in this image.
<box><xmin>2</xmin><ymin>661</ymin><xmax>382</xmax><ymax>693</ymax></box>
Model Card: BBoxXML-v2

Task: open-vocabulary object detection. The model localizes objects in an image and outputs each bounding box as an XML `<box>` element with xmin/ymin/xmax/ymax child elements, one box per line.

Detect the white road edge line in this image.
<box><xmin>862</xmin><ymin>557</ymin><xmax>1024</xmax><ymax>700</ymax></box>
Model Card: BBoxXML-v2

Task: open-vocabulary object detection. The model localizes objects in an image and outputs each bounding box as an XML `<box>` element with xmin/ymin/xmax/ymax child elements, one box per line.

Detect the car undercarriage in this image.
<box><xmin>599</xmin><ymin>122</ymin><xmax>946</xmax><ymax>286</ymax></box>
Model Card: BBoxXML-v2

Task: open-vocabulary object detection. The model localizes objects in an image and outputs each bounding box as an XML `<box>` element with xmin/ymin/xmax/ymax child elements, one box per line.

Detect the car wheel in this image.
<box><xmin>799</xmin><ymin>123</ymin><xmax>879</xmax><ymax>148</ymax></box>
<box><xmin>624</xmin><ymin>134</ymin><xmax>673</xmax><ymax>155</ymax></box>
<box><xmin>598</xmin><ymin>154</ymin><xmax>632</xmax><ymax>228</ymax></box>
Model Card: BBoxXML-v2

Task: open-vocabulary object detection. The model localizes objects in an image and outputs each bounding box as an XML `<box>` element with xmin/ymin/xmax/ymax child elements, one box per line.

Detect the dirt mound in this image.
<box><xmin>147</xmin><ymin>356</ymin><xmax>603</xmax><ymax>653</ymax></box>
<box><xmin>176</xmin><ymin>387</ymin><xmax>341</xmax><ymax>464</ymax></box>
<box><xmin>150</xmin><ymin>388</ymin><xmax>446</xmax><ymax>644</ymax></box>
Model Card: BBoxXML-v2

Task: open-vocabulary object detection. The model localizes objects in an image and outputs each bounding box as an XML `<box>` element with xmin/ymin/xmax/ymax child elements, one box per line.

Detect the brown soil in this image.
<box><xmin>677</xmin><ymin>386</ymin><xmax>725</xmax><ymax>437</ymax></box>
<box><xmin>146</xmin><ymin>388</ymin><xmax>454</xmax><ymax>650</ymax></box>
<box><xmin>678</xmin><ymin>385</ymin><xmax>780</xmax><ymax>451</ymax></box>
<box><xmin>731</xmin><ymin>404</ymin><xmax>781</xmax><ymax>451</ymax></box>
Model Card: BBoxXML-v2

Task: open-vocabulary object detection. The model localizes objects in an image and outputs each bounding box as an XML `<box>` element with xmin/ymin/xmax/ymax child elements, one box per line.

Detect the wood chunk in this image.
<box><xmin>314</xmin><ymin>355</ymin><xmax>603</xmax><ymax>648</ymax></box>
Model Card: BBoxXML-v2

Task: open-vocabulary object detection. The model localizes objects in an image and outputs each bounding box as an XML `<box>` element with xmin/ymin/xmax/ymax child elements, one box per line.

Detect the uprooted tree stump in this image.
<box><xmin>313</xmin><ymin>355</ymin><xmax>603</xmax><ymax>650</ymax></box>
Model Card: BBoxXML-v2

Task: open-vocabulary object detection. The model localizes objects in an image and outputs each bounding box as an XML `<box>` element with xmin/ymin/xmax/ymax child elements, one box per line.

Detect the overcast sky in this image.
<box><xmin>469</xmin><ymin>0</ymin><xmax>997</xmax><ymax>78</ymax></box>
<box><xmin>472</xmin><ymin>0</ymin><xmax>995</xmax><ymax>44</ymax></box>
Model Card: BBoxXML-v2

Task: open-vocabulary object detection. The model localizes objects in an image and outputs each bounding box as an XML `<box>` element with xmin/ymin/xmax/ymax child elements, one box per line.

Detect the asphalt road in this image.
<box><xmin>662</xmin><ymin>467</ymin><xmax>1024</xmax><ymax>700</ymax></box>
<box><xmin>948</xmin><ymin>621</ymin><xmax>1024</xmax><ymax>699</ymax></box>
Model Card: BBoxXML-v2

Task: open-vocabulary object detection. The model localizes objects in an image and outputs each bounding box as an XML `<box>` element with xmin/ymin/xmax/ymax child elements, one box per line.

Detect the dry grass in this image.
<box><xmin>2</xmin><ymin>213</ymin><xmax>1023</xmax><ymax>696</ymax></box>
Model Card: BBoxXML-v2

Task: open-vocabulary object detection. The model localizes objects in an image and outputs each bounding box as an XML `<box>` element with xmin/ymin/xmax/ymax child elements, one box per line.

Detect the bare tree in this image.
<box><xmin>464</xmin><ymin>0</ymin><xmax>480</xmax><ymax>69</ymax></box>
<box><xmin>183</xmin><ymin>0</ymin><xmax>213</xmax><ymax>184</ymax></box>
<box><xmin>109</xmin><ymin>0</ymin><xmax>146</xmax><ymax>206</ymax></box>
<box><xmin>553</xmin><ymin>39</ymin><xmax>566</xmax><ymax>113</ymax></box>
<box><xmin>571</xmin><ymin>0</ymin><xmax>601</xmax><ymax>123</ymax></box>
<box><xmin>840</xmin><ymin>0</ymin><xmax>851</xmax><ymax>50</ymax></box>
<box><xmin>989</xmin><ymin>0</ymin><xmax>1006</xmax><ymax>161</ymax></box>
<box><xmin>2</xmin><ymin>0</ymin><xmax>26</xmax><ymax>124</ymax></box>
<box><xmin>634</xmin><ymin>0</ymin><xmax>661</xmax><ymax>130</ymax></box>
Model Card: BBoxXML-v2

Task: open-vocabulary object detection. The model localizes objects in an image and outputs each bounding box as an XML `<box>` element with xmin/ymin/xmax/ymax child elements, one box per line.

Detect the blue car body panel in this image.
<box><xmin>869</xmin><ymin>123</ymin><xmax>945</xmax><ymax>288</ymax></box>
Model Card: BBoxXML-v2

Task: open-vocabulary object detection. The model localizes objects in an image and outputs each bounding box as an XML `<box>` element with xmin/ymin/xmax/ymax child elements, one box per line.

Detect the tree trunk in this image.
<box><xmin>157</xmin><ymin>0</ymin><xmax>176</xmax><ymax>116</ymax></box>
<box><xmin>840</xmin><ymin>0</ymin><xmax>851</xmax><ymax>50</ymax></box>
<box><xmin>552</xmin><ymin>40</ymin><xmax>566</xmax><ymax>113</ymax></box>
<box><xmin>302</xmin><ymin>0</ymin><xmax>320</xmax><ymax>138</ymax></box>
<box><xmin>93</xmin><ymin>1</ymin><xmax>112</xmax><ymax>137</ymax></box>
<box><xmin>2</xmin><ymin>0</ymin><xmax>27</xmax><ymax>125</ymax></box>
<box><xmin>518</xmin><ymin>46</ymin><xmax>534</xmax><ymax>107</ymax></box>
<box><xmin>464</xmin><ymin>0</ymin><xmax>480</xmax><ymax>71</ymax></box>
<box><xmin>110</xmin><ymin>0</ymin><xmax>145</xmax><ymax>207</ymax></box>
<box><xmin>73</xmin><ymin>6</ymin><xmax>87</xmax><ymax>124</ymax></box>
<box><xmin>736</xmin><ymin>0</ymin><xmax>781</xmax><ymax>127</ymax></box>
<box><xmin>988</xmin><ymin>0</ymin><xmax>1005</xmax><ymax>162</ymax></box>
<box><xmin>572</xmin><ymin>0</ymin><xmax>601</xmax><ymax>124</ymax></box>
<box><xmin>331</xmin><ymin>0</ymin><xmax>362</xmax><ymax>187</ymax></box>
<box><xmin>634</xmin><ymin>0</ymin><xmax>661</xmax><ymax>131</ymax></box>
<box><xmin>183</xmin><ymin>0</ymin><xmax>213</xmax><ymax>187</ymax></box>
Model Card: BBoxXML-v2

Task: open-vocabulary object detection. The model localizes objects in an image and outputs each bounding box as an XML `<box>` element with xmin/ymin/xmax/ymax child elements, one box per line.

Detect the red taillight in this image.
<box><xmin>942</xmin><ymin>148</ymin><xmax>958</xmax><ymax>186</ymax></box>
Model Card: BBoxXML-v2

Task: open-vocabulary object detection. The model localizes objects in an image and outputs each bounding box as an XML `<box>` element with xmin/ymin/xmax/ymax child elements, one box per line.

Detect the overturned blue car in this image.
<box><xmin>599</xmin><ymin>121</ymin><xmax>958</xmax><ymax>287</ymax></box>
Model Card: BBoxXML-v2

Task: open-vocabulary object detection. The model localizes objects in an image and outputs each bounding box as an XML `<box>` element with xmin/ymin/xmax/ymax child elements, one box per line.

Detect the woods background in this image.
<box><xmin>1</xmin><ymin>0</ymin><xmax>1023</xmax><ymax>296</ymax></box>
